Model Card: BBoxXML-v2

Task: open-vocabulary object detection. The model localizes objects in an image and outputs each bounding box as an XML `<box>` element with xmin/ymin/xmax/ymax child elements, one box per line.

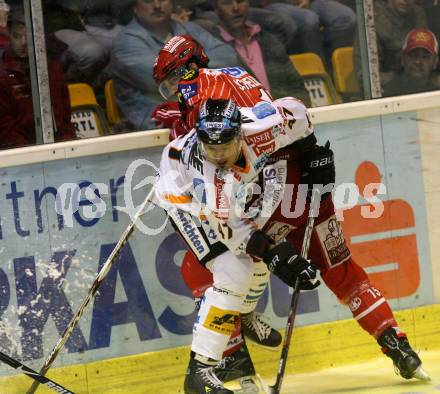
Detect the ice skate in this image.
<box><xmin>184</xmin><ymin>353</ymin><xmax>234</xmax><ymax>394</ymax></box>
<box><xmin>215</xmin><ymin>339</ymin><xmax>256</xmax><ymax>382</ymax></box>
<box><xmin>242</xmin><ymin>312</ymin><xmax>282</xmax><ymax>348</ymax></box>
<box><xmin>378</xmin><ymin>327</ymin><xmax>430</xmax><ymax>381</ymax></box>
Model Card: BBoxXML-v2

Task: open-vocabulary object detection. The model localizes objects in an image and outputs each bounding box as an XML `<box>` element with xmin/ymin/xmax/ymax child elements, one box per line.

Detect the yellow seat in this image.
<box><xmin>331</xmin><ymin>47</ymin><xmax>360</xmax><ymax>100</ymax></box>
<box><xmin>290</xmin><ymin>53</ymin><xmax>341</xmax><ymax>107</ymax></box>
<box><xmin>290</xmin><ymin>52</ymin><xmax>327</xmax><ymax>75</ymax></box>
<box><xmin>68</xmin><ymin>83</ymin><xmax>110</xmax><ymax>138</ymax></box>
<box><xmin>104</xmin><ymin>79</ymin><xmax>122</xmax><ymax>125</ymax></box>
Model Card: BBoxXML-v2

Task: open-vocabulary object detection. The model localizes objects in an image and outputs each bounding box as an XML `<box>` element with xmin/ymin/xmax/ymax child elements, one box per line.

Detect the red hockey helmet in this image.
<box><xmin>153</xmin><ymin>35</ymin><xmax>209</xmax><ymax>98</ymax></box>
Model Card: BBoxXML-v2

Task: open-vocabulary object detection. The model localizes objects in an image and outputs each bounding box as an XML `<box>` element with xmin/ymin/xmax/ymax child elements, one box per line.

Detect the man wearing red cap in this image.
<box><xmin>383</xmin><ymin>28</ymin><xmax>440</xmax><ymax>96</ymax></box>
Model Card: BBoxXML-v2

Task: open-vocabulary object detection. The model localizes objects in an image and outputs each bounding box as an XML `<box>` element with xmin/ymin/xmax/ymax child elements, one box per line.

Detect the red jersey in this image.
<box><xmin>177</xmin><ymin>66</ymin><xmax>273</xmax><ymax>129</ymax></box>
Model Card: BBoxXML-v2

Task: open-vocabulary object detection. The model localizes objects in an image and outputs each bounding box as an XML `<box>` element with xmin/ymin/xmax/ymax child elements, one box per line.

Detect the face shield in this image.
<box><xmin>158</xmin><ymin>65</ymin><xmax>188</xmax><ymax>99</ymax></box>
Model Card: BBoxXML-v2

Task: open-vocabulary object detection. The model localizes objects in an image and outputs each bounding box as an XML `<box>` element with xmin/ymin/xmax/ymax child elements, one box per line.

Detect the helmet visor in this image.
<box><xmin>158</xmin><ymin>66</ymin><xmax>187</xmax><ymax>99</ymax></box>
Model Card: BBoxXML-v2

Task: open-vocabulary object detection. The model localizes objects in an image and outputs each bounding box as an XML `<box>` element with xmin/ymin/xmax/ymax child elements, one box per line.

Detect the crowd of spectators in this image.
<box><xmin>0</xmin><ymin>5</ymin><xmax>76</xmax><ymax>149</ymax></box>
<box><xmin>0</xmin><ymin>0</ymin><xmax>439</xmax><ymax>148</ymax></box>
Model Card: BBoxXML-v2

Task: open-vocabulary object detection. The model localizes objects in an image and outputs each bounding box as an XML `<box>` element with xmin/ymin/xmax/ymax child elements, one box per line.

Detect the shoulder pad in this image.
<box><xmin>181</xmin><ymin>69</ymin><xmax>199</xmax><ymax>81</ymax></box>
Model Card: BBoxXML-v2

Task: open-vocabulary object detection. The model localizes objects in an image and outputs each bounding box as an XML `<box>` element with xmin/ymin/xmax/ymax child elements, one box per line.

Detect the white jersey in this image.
<box><xmin>155</xmin><ymin>97</ymin><xmax>314</xmax><ymax>254</ymax></box>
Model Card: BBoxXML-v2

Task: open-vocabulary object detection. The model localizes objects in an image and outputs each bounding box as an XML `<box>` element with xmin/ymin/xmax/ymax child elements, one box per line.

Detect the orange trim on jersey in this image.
<box><xmin>164</xmin><ymin>194</ymin><xmax>192</xmax><ymax>204</ymax></box>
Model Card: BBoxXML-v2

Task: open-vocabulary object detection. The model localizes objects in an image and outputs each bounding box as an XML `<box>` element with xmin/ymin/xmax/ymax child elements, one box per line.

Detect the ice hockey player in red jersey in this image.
<box><xmin>152</xmin><ymin>34</ymin><xmax>276</xmax><ymax>140</ymax></box>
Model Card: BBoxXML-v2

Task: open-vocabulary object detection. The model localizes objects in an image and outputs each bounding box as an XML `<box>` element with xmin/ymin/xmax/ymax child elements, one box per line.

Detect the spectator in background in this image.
<box><xmin>0</xmin><ymin>0</ymin><xmax>9</xmax><ymax>51</ymax></box>
<box><xmin>0</xmin><ymin>8</ymin><xmax>76</xmax><ymax>149</ymax></box>
<box><xmin>354</xmin><ymin>0</ymin><xmax>429</xmax><ymax>86</ymax></box>
<box><xmin>249</xmin><ymin>0</ymin><xmax>356</xmax><ymax>65</ymax></box>
<box><xmin>211</xmin><ymin>0</ymin><xmax>311</xmax><ymax>104</ymax></box>
<box><xmin>383</xmin><ymin>28</ymin><xmax>440</xmax><ymax>96</ymax></box>
<box><xmin>43</xmin><ymin>0</ymin><xmax>117</xmax><ymax>86</ymax></box>
<box><xmin>172</xmin><ymin>0</ymin><xmax>194</xmax><ymax>22</ymax></box>
<box><xmin>108</xmin><ymin>0</ymin><xmax>238</xmax><ymax>131</ymax></box>
<box><xmin>184</xmin><ymin>0</ymin><xmax>300</xmax><ymax>54</ymax></box>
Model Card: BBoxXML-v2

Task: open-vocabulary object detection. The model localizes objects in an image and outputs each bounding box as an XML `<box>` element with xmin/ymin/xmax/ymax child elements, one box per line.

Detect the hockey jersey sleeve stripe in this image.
<box><xmin>164</xmin><ymin>194</ymin><xmax>192</xmax><ymax>204</ymax></box>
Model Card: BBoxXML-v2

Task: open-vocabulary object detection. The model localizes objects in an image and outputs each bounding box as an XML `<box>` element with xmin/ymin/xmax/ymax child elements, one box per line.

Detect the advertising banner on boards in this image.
<box><xmin>0</xmin><ymin>111</ymin><xmax>433</xmax><ymax>373</ymax></box>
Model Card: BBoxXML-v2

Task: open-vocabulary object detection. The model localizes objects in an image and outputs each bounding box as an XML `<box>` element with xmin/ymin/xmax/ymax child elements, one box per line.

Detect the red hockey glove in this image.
<box><xmin>151</xmin><ymin>101</ymin><xmax>181</xmax><ymax>128</ymax></box>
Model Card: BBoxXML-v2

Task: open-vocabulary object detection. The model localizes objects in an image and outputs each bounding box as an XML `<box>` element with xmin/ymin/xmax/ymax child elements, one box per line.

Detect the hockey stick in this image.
<box><xmin>26</xmin><ymin>186</ymin><xmax>156</xmax><ymax>394</ymax></box>
<box><xmin>0</xmin><ymin>350</ymin><xmax>74</xmax><ymax>393</ymax></box>
<box><xmin>269</xmin><ymin>189</ymin><xmax>320</xmax><ymax>394</ymax></box>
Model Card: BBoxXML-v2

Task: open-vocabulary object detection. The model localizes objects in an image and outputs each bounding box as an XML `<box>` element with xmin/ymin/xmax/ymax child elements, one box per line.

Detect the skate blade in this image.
<box><xmin>412</xmin><ymin>365</ymin><xmax>431</xmax><ymax>381</ymax></box>
<box><xmin>255</xmin><ymin>374</ymin><xmax>276</xmax><ymax>394</ymax></box>
<box><xmin>226</xmin><ymin>374</ymin><xmax>271</xmax><ymax>394</ymax></box>
<box><xmin>245</xmin><ymin>338</ymin><xmax>281</xmax><ymax>352</ymax></box>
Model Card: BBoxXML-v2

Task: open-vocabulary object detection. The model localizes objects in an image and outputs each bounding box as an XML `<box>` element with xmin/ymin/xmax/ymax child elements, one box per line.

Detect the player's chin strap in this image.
<box><xmin>268</xmin><ymin>188</ymin><xmax>320</xmax><ymax>394</ymax></box>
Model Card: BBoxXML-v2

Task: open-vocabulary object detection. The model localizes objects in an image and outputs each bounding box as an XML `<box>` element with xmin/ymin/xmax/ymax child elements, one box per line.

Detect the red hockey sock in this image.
<box><xmin>346</xmin><ymin>280</ymin><xmax>397</xmax><ymax>338</ymax></box>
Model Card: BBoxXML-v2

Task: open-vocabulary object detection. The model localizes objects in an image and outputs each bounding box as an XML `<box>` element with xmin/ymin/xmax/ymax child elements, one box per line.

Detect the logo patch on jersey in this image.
<box><xmin>180</xmin><ymin>82</ymin><xmax>198</xmax><ymax>100</ymax></box>
<box><xmin>193</xmin><ymin>178</ymin><xmax>206</xmax><ymax>204</ymax></box>
<box><xmin>349</xmin><ymin>297</ymin><xmax>362</xmax><ymax>312</ymax></box>
<box><xmin>233</xmin><ymin>75</ymin><xmax>261</xmax><ymax>91</ymax></box>
<box><xmin>266</xmin><ymin>221</ymin><xmax>296</xmax><ymax>243</ymax></box>
<box><xmin>203</xmin><ymin>306</ymin><xmax>239</xmax><ymax>335</ymax></box>
<box><xmin>252</xmin><ymin>102</ymin><xmax>276</xmax><ymax>119</ymax></box>
<box><xmin>247</xmin><ymin>161</ymin><xmax>287</xmax><ymax>224</ymax></box>
<box><xmin>173</xmin><ymin>209</ymin><xmax>209</xmax><ymax>259</ymax></box>
<box><xmin>245</xmin><ymin>128</ymin><xmax>275</xmax><ymax>155</ymax></box>
<box><xmin>214</xmin><ymin>172</ymin><xmax>229</xmax><ymax>220</ymax></box>
<box><xmin>218</xmin><ymin>66</ymin><xmax>246</xmax><ymax>78</ymax></box>
<box><xmin>315</xmin><ymin>217</ymin><xmax>351</xmax><ymax>267</ymax></box>
<box><xmin>254</xmin><ymin>153</ymin><xmax>270</xmax><ymax>171</ymax></box>
<box><xmin>181</xmin><ymin>69</ymin><xmax>198</xmax><ymax>81</ymax></box>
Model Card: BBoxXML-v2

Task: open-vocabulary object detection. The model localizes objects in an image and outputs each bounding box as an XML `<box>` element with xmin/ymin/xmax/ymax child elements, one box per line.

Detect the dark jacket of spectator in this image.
<box><xmin>382</xmin><ymin>72</ymin><xmax>439</xmax><ymax>96</ymax></box>
<box><xmin>0</xmin><ymin>49</ymin><xmax>76</xmax><ymax>149</ymax></box>
<box><xmin>354</xmin><ymin>0</ymin><xmax>429</xmax><ymax>85</ymax></box>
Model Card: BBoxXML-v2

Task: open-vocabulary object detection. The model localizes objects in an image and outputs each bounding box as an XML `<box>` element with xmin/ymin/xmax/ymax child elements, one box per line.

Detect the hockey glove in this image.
<box><xmin>299</xmin><ymin>140</ymin><xmax>335</xmax><ymax>201</ymax></box>
<box><xmin>151</xmin><ymin>101</ymin><xmax>181</xmax><ymax>128</ymax></box>
<box><xmin>263</xmin><ymin>241</ymin><xmax>320</xmax><ymax>290</ymax></box>
<box><xmin>151</xmin><ymin>102</ymin><xmax>191</xmax><ymax>140</ymax></box>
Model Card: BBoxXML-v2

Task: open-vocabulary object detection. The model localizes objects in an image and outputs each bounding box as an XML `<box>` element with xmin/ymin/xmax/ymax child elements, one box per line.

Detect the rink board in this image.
<box><xmin>0</xmin><ymin>303</ymin><xmax>439</xmax><ymax>393</ymax></box>
<box><xmin>0</xmin><ymin>92</ymin><xmax>439</xmax><ymax>390</ymax></box>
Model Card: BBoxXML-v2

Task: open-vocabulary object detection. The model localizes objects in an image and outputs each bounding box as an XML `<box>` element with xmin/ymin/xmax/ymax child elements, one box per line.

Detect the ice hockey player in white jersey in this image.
<box><xmin>156</xmin><ymin>95</ymin><xmax>429</xmax><ymax>393</ymax></box>
<box><xmin>156</xmin><ymin>97</ymin><xmax>320</xmax><ymax>393</ymax></box>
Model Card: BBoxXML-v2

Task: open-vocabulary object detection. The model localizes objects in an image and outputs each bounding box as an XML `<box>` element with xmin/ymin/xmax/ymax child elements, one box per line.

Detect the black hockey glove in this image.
<box><xmin>299</xmin><ymin>141</ymin><xmax>335</xmax><ymax>201</ymax></box>
<box><xmin>263</xmin><ymin>241</ymin><xmax>320</xmax><ymax>290</ymax></box>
